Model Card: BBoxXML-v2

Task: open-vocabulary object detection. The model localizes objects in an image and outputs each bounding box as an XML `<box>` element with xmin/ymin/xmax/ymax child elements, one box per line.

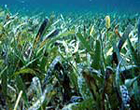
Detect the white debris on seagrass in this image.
<box><xmin>62</xmin><ymin>102</ymin><xmax>79</xmax><ymax>110</ymax></box>
<box><xmin>27</xmin><ymin>77</ymin><xmax>42</xmax><ymax>98</ymax></box>
<box><xmin>77</xmin><ymin>63</ymin><xmax>92</xmax><ymax>99</ymax></box>
<box><xmin>28</xmin><ymin>84</ymin><xmax>53</xmax><ymax>110</ymax></box>
<box><xmin>120</xmin><ymin>85</ymin><xmax>130</xmax><ymax>108</ymax></box>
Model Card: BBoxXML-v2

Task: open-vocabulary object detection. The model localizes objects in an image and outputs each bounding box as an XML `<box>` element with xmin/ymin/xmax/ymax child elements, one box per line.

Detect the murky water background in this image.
<box><xmin>0</xmin><ymin>0</ymin><xmax>140</xmax><ymax>14</ymax></box>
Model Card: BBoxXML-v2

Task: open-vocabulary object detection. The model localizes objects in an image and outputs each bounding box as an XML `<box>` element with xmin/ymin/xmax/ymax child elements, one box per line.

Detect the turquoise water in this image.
<box><xmin>0</xmin><ymin>0</ymin><xmax>140</xmax><ymax>14</ymax></box>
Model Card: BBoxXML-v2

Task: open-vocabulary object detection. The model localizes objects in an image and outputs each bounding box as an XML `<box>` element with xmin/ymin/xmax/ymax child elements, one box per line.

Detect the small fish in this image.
<box><xmin>36</xmin><ymin>18</ymin><xmax>49</xmax><ymax>40</ymax></box>
<box><xmin>34</xmin><ymin>18</ymin><xmax>49</xmax><ymax>48</ymax></box>
<box><xmin>16</xmin><ymin>0</ymin><xmax>26</xmax><ymax>4</ymax></box>
<box><xmin>21</xmin><ymin>1</ymin><xmax>25</xmax><ymax>3</ymax></box>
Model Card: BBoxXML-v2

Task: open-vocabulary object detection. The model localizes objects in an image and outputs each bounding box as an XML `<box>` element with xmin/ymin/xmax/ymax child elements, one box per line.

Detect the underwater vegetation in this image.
<box><xmin>0</xmin><ymin>7</ymin><xmax>140</xmax><ymax>110</ymax></box>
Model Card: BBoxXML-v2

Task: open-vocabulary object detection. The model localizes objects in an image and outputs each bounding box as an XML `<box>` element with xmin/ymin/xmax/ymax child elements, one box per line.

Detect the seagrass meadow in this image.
<box><xmin>0</xmin><ymin>7</ymin><xmax>140</xmax><ymax>110</ymax></box>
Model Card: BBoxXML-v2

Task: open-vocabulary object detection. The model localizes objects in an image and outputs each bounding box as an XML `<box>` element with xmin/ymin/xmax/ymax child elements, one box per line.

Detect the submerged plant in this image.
<box><xmin>105</xmin><ymin>15</ymin><xmax>111</xmax><ymax>29</ymax></box>
<box><xmin>0</xmin><ymin>8</ymin><xmax>140</xmax><ymax>110</ymax></box>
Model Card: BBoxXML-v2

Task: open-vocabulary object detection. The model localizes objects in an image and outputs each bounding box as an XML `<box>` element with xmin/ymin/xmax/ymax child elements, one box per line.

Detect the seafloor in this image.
<box><xmin>0</xmin><ymin>7</ymin><xmax>140</xmax><ymax>110</ymax></box>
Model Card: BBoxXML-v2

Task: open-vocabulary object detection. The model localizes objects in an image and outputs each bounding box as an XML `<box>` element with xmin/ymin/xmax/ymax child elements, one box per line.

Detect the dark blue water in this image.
<box><xmin>0</xmin><ymin>0</ymin><xmax>140</xmax><ymax>14</ymax></box>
